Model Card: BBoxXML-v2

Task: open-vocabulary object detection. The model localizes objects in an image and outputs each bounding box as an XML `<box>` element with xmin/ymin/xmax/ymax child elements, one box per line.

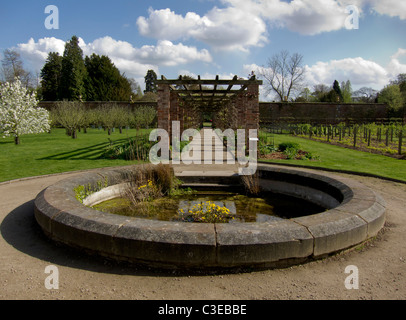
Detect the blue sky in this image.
<box><xmin>1</xmin><ymin>0</ymin><xmax>405</xmax><ymax>99</ymax></box>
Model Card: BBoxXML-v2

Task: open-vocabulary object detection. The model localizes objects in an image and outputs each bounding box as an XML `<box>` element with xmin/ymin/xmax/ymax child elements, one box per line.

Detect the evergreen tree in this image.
<box><xmin>144</xmin><ymin>69</ymin><xmax>157</xmax><ymax>93</ymax></box>
<box><xmin>40</xmin><ymin>52</ymin><xmax>62</xmax><ymax>101</ymax></box>
<box><xmin>320</xmin><ymin>89</ymin><xmax>340</xmax><ymax>103</ymax></box>
<box><xmin>332</xmin><ymin>80</ymin><xmax>343</xmax><ymax>102</ymax></box>
<box><xmin>59</xmin><ymin>36</ymin><xmax>87</xmax><ymax>101</ymax></box>
<box><xmin>84</xmin><ymin>53</ymin><xmax>132</xmax><ymax>101</ymax></box>
<box><xmin>112</xmin><ymin>74</ymin><xmax>133</xmax><ymax>101</ymax></box>
<box><xmin>341</xmin><ymin>80</ymin><xmax>353</xmax><ymax>103</ymax></box>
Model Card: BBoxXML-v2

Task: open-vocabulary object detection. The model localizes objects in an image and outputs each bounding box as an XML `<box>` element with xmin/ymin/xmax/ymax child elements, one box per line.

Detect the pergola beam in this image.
<box><xmin>156</xmin><ymin>74</ymin><xmax>260</xmax><ymax>138</ymax></box>
<box><xmin>157</xmin><ymin>74</ymin><xmax>261</xmax><ymax>120</ymax></box>
<box><xmin>176</xmin><ymin>89</ymin><xmax>244</xmax><ymax>94</ymax></box>
<box><xmin>156</xmin><ymin>79</ymin><xmax>262</xmax><ymax>86</ymax></box>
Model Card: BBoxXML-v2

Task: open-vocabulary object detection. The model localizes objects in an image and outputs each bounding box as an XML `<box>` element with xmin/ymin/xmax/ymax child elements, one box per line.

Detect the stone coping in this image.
<box><xmin>34</xmin><ymin>164</ymin><xmax>386</xmax><ymax>269</ymax></box>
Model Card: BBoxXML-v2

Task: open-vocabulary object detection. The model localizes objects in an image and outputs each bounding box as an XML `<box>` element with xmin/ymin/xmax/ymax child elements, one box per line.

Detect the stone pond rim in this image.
<box><xmin>33</xmin><ymin>164</ymin><xmax>386</xmax><ymax>270</ymax></box>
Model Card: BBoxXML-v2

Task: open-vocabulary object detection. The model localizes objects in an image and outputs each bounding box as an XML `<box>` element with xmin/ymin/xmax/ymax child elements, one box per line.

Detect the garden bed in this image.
<box><xmin>296</xmin><ymin>135</ymin><xmax>406</xmax><ymax>160</ymax></box>
<box><xmin>260</xmin><ymin>149</ymin><xmax>319</xmax><ymax>161</ymax></box>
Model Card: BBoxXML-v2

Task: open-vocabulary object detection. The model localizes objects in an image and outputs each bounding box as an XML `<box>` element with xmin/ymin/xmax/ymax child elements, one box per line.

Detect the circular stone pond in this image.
<box><xmin>34</xmin><ymin>164</ymin><xmax>386</xmax><ymax>270</ymax></box>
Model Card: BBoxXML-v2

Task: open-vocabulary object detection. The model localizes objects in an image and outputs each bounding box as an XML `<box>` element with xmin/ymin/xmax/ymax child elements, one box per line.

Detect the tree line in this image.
<box><xmin>294</xmin><ymin>76</ymin><xmax>406</xmax><ymax>118</ymax></box>
<box><xmin>1</xmin><ymin>36</ymin><xmax>160</xmax><ymax>103</ymax></box>
<box><xmin>51</xmin><ymin>101</ymin><xmax>157</xmax><ymax>139</ymax></box>
<box><xmin>39</xmin><ymin>36</ymin><xmax>159</xmax><ymax>102</ymax></box>
<box><xmin>40</xmin><ymin>35</ymin><xmax>133</xmax><ymax>102</ymax></box>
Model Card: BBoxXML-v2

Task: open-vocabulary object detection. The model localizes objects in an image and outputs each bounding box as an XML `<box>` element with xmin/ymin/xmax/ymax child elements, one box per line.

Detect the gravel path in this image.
<box><xmin>1</xmin><ymin>169</ymin><xmax>405</xmax><ymax>300</ymax></box>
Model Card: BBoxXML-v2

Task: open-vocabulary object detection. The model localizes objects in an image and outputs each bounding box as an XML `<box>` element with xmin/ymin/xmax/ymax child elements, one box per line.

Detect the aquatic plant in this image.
<box><xmin>179</xmin><ymin>200</ymin><xmax>235</xmax><ymax>223</ymax></box>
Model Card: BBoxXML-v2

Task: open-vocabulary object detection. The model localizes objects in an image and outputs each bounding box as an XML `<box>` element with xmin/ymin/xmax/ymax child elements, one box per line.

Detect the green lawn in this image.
<box><xmin>259</xmin><ymin>134</ymin><xmax>406</xmax><ymax>183</ymax></box>
<box><xmin>1</xmin><ymin>129</ymin><xmax>405</xmax><ymax>183</ymax></box>
<box><xmin>0</xmin><ymin>128</ymin><xmax>150</xmax><ymax>182</ymax></box>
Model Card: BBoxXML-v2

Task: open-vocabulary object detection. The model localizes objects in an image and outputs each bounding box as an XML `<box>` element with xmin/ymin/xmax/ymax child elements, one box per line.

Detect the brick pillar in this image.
<box><xmin>157</xmin><ymin>84</ymin><xmax>170</xmax><ymax>131</ymax></box>
<box><xmin>157</xmin><ymin>84</ymin><xmax>170</xmax><ymax>150</ymax></box>
<box><xmin>179</xmin><ymin>103</ymin><xmax>185</xmax><ymax>132</ymax></box>
<box><xmin>245</xmin><ymin>84</ymin><xmax>260</xmax><ymax>151</ymax></box>
<box><xmin>184</xmin><ymin>104</ymin><xmax>191</xmax><ymax>129</ymax></box>
<box><xmin>235</xmin><ymin>85</ymin><xmax>259</xmax><ymax>147</ymax></box>
<box><xmin>226</xmin><ymin>100</ymin><xmax>238</xmax><ymax>130</ymax></box>
<box><xmin>235</xmin><ymin>92</ymin><xmax>246</xmax><ymax>129</ymax></box>
<box><xmin>245</xmin><ymin>84</ymin><xmax>259</xmax><ymax>132</ymax></box>
<box><xmin>170</xmin><ymin>91</ymin><xmax>179</xmax><ymax>139</ymax></box>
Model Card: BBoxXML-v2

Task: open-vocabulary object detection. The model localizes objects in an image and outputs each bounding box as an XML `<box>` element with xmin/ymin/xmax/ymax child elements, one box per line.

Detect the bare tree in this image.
<box><xmin>1</xmin><ymin>49</ymin><xmax>32</xmax><ymax>87</ymax></box>
<box><xmin>259</xmin><ymin>50</ymin><xmax>305</xmax><ymax>101</ymax></box>
<box><xmin>353</xmin><ymin>87</ymin><xmax>378</xmax><ymax>103</ymax></box>
<box><xmin>312</xmin><ymin>83</ymin><xmax>331</xmax><ymax>101</ymax></box>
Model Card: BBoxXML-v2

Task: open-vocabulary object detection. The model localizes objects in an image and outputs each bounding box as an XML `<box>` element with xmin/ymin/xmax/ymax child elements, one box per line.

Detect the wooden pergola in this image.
<box><xmin>155</xmin><ymin>75</ymin><xmax>262</xmax><ymax>142</ymax></box>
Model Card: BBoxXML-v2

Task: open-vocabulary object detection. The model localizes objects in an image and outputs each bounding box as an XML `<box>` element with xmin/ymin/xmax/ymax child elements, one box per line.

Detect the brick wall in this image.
<box><xmin>39</xmin><ymin>101</ymin><xmax>393</xmax><ymax>126</ymax></box>
<box><xmin>38</xmin><ymin>101</ymin><xmax>157</xmax><ymax>112</ymax></box>
<box><xmin>259</xmin><ymin>102</ymin><xmax>389</xmax><ymax>125</ymax></box>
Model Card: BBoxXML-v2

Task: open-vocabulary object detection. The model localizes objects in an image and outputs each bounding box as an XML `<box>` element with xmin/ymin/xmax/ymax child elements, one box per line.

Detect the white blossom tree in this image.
<box><xmin>0</xmin><ymin>78</ymin><xmax>50</xmax><ymax>144</ymax></box>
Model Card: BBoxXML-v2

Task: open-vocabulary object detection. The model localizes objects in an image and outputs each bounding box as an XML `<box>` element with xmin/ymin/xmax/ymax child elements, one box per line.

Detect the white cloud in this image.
<box><xmin>304</xmin><ymin>57</ymin><xmax>389</xmax><ymax>89</ymax></box>
<box><xmin>191</xmin><ymin>6</ymin><xmax>268</xmax><ymax>51</ymax></box>
<box><xmin>391</xmin><ymin>48</ymin><xmax>406</xmax><ymax>60</ymax></box>
<box><xmin>136</xmin><ymin>0</ymin><xmax>406</xmax><ymax>52</ymax></box>
<box><xmin>359</xmin><ymin>0</ymin><xmax>406</xmax><ymax>20</ymax></box>
<box><xmin>278</xmin><ymin>0</ymin><xmax>349</xmax><ymax>35</ymax></box>
<box><xmin>137</xmin><ymin>6</ymin><xmax>268</xmax><ymax>51</ymax></box>
<box><xmin>17</xmin><ymin>37</ymin><xmax>65</xmax><ymax>70</ymax></box>
<box><xmin>137</xmin><ymin>8</ymin><xmax>203</xmax><ymax>41</ymax></box>
<box><xmin>387</xmin><ymin>48</ymin><xmax>406</xmax><ymax>78</ymax></box>
<box><xmin>134</xmin><ymin>0</ymin><xmax>368</xmax><ymax>53</ymax></box>
<box><xmin>225</xmin><ymin>0</ymin><xmax>349</xmax><ymax>35</ymax></box>
<box><xmin>15</xmin><ymin>36</ymin><xmax>213</xmax><ymax>80</ymax></box>
<box><xmin>134</xmin><ymin>40</ymin><xmax>212</xmax><ymax>66</ymax></box>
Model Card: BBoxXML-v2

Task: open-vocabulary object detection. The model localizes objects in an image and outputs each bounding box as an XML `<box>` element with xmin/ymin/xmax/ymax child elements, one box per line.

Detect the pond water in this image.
<box><xmin>92</xmin><ymin>190</ymin><xmax>324</xmax><ymax>223</ymax></box>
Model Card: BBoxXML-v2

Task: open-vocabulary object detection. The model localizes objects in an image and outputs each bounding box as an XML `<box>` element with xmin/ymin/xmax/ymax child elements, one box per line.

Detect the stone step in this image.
<box><xmin>177</xmin><ymin>174</ymin><xmax>241</xmax><ymax>185</ymax></box>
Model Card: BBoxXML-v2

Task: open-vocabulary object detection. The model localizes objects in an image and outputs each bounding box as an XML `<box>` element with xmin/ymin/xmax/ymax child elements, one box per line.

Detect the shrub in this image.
<box><xmin>283</xmin><ymin>147</ymin><xmax>298</xmax><ymax>159</ymax></box>
<box><xmin>278</xmin><ymin>142</ymin><xmax>300</xmax><ymax>152</ymax></box>
<box><xmin>259</xmin><ymin>144</ymin><xmax>277</xmax><ymax>155</ymax></box>
<box><xmin>51</xmin><ymin>100</ymin><xmax>85</xmax><ymax>139</ymax></box>
<box><xmin>131</xmin><ymin>105</ymin><xmax>157</xmax><ymax>130</ymax></box>
<box><xmin>100</xmin><ymin>134</ymin><xmax>153</xmax><ymax>161</ymax></box>
<box><xmin>122</xmin><ymin>164</ymin><xmax>180</xmax><ymax>208</ymax></box>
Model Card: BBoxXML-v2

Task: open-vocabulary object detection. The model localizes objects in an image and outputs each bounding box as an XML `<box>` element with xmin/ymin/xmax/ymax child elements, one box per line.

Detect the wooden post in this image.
<box><xmin>368</xmin><ymin>129</ymin><xmax>371</xmax><ymax>146</ymax></box>
<box><xmin>385</xmin><ymin>128</ymin><xmax>389</xmax><ymax>147</ymax></box>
